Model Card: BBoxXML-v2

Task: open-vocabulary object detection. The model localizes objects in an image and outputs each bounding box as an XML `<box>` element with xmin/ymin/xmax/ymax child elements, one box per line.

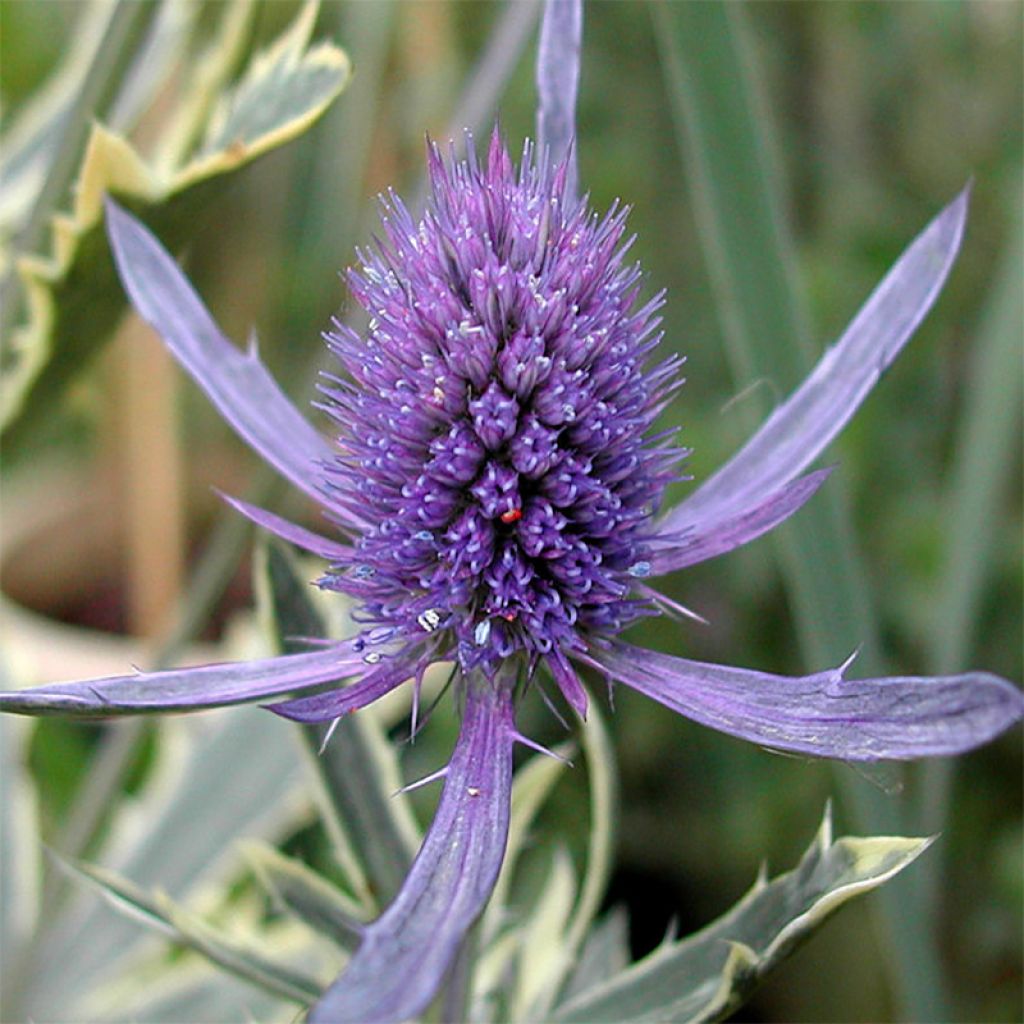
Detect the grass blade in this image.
<box><xmin>917</xmin><ymin>186</ymin><xmax>1023</xmax><ymax>893</ymax></box>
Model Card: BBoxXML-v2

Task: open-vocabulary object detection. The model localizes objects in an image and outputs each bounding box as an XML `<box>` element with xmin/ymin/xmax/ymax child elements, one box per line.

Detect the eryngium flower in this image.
<box><xmin>317</xmin><ymin>132</ymin><xmax>681</xmax><ymax>700</ymax></box>
<box><xmin>2</xmin><ymin>131</ymin><xmax>1021</xmax><ymax>1023</ymax></box>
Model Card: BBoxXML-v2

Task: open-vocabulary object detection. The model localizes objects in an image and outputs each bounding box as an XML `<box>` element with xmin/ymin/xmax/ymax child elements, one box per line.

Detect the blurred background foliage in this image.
<box><xmin>1</xmin><ymin>2</ymin><xmax>1020</xmax><ymax>1022</ymax></box>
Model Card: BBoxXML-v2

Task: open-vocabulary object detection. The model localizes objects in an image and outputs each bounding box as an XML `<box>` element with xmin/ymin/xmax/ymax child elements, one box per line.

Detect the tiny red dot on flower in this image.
<box><xmin>500</xmin><ymin>508</ymin><xmax>523</xmax><ymax>524</ymax></box>
<box><xmin>502</xmin><ymin>611</ymin><xmax>518</xmax><ymax>622</ymax></box>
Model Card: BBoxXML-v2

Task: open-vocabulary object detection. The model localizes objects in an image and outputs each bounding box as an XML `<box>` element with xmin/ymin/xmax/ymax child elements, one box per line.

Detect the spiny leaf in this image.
<box><xmin>0</xmin><ymin>712</ymin><xmax>42</xmax><ymax>983</ymax></box>
<box><xmin>483</xmin><ymin>734</ymin><xmax>574</xmax><ymax>939</ymax></box>
<box><xmin>558</xmin><ymin>907</ymin><xmax>631</xmax><ymax>1006</ymax></box>
<box><xmin>59</xmin><ymin>857</ymin><xmax>323</xmax><ymax>1005</ymax></box>
<box><xmin>529</xmin><ymin>692</ymin><xmax>618</xmax><ymax>1020</ymax></box>
<box><xmin>0</xmin><ymin>0</ymin><xmax>114</xmax><ymax>244</ymax></box>
<box><xmin>512</xmin><ymin>845</ymin><xmax>577</xmax><ymax>1018</ymax></box>
<box><xmin>553</xmin><ymin>807</ymin><xmax>931</xmax><ymax>1023</ymax></box>
<box><xmin>24</xmin><ymin>707</ymin><xmax>306</xmax><ymax>1018</ymax></box>
<box><xmin>2</xmin><ymin>0</ymin><xmax>351</xmax><ymax>449</ymax></box>
<box><xmin>243</xmin><ymin>841</ymin><xmax>365</xmax><ymax>952</ymax></box>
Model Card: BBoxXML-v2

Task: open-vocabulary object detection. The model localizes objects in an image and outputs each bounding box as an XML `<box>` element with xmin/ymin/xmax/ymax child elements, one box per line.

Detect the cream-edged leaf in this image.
<box><xmin>2</xmin><ymin>0</ymin><xmax>350</xmax><ymax>447</ymax></box>
<box><xmin>553</xmin><ymin>808</ymin><xmax>931</xmax><ymax>1023</ymax></box>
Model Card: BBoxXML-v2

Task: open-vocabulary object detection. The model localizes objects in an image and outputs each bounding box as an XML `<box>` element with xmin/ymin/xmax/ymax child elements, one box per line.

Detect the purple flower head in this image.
<box><xmin>317</xmin><ymin>129</ymin><xmax>680</xmax><ymax>702</ymax></box>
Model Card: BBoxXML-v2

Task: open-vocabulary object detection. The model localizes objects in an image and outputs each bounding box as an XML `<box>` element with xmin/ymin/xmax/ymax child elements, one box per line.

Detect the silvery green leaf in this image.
<box><xmin>472</xmin><ymin>926</ymin><xmax>523</xmax><ymax>1023</ymax></box>
<box><xmin>198</xmin><ymin>1</ymin><xmax>341</xmax><ymax>160</ymax></box>
<box><xmin>470</xmin><ymin>744</ymin><xmax>571</xmax><ymax>1021</ymax></box>
<box><xmin>482</xmin><ymin>735</ymin><xmax>573</xmax><ymax>940</ymax></box>
<box><xmin>511</xmin><ymin>845</ymin><xmax>577</xmax><ymax>1018</ymax></box>
<box><xmin>559</xmin><ymin>907</ymin><xmax>630</xmax><ymax>1006</ymax></box>
<box><xmin>257</xmin><ymin>540</ymin><xmax>421</xmax><ymax>911</ymax></box>
<box><xmin>0</xmin><ymin>0</ymin><xmax>113</xmax><ymax>242</ymax></box>
<box><xmin>2</xmin><ymin>0</ymin><xmax>350</xmax><ymax>448</ymax></box>
<box><xmin>243</xmin><ymin>841</ymin><xmax>365</xmax><ymax>952</ymax></box>
<box><xmin>61</xmin><ymin>857</ymin><xmax>323</xmax><ymax>1005</ymax></box>
<box><xmin>104</xmin><ymin>0</ymin><xmax>202</xmax><ymax>139</ymax></box>
<box><xmin>473</xmin><ymin>691</ymin><xmax>617</xmax><ymax>1021</ymax></box>
<box><xmin>553</xmin><ymin>808</ymin><xmax>931</xmax><ymax>1023</ymax></box>
<box><xmin>23</xmin><ymin>707</ymin><xmax>304</xmax><ymax>1020</ymax></box>
<box><xmin>84</xmin><ymin>957</ymin><xmax>291</xmax><ymax>1024</ymax></box>
<box><xmin>0</xmin><ymin>707</ymin><xmax>41</xmax><ymax>1005</ymax></box>
<box><xmin>1</xmin><ymin>0</ymin><xmax>203</xmax><ymax>252</ymax></box>
<box><xmin>562</xmin><ymin>694</ymin><xmax>616</xmax><ymax>957</ymax></box>
<box><xmin>528</xmin><ymin>694</ymin><xmax>617</xmax><ymax>1020</ymax></box>
<box><xmin>147</xmin><ymin>0</ymin><xmax>254</xmax><ymax>177</ymax></box>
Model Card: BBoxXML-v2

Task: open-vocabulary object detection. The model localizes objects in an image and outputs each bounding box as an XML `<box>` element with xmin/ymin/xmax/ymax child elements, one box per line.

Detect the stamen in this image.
<box><xmin>500</xmin><ymin>507</ymin><xmax>523</xmax><ymax>524</ymax></box>
<box><xmin>417</xmin><ymin>608</ymin><xmax>442</xmax><ymax>632</ymax></box>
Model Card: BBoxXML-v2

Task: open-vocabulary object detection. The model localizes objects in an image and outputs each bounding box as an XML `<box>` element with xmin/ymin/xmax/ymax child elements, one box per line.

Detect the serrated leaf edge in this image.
<box><xmin>2</xmin><ymin>0</ymin><xmax>350</xmax><ymax>432</ymax></box>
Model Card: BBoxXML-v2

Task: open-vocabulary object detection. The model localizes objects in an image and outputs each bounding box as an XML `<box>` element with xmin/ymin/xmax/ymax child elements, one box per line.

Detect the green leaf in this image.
<box><xmin>243</xmin><ymin>841</ymin><xmax>365</xmax><ymax>952</ymax></box>
<box><xmin>511</xmin><ymin>845</ymin><xmax>577</xmax><ymax>1018</ymax></box>
<box><xmin>929</xmin><ymin>183</ymin><xmax>1023</xmax><ymax>680</ymax></box>
<box><xmin>23</xmin><ymin>707</ymin><xmax>306</xmax><ymax>1019</ymax></box>
<box><xmin>60</xmin><ymin>857</ymin><xmax>323</xmax><ymax>1005</ymax></box>
<box><xmin>2</xmin><ymin>0</ymin><xmax>351</xmax><ymax>449</ymax></box>
<box><xmin>559</xmin><ymin>907</ymin><xmax>631</xmax><ymax>1006</ymax></box>
<box><xmin>553</xmin><ymin>808</ymin><xmax>931</xmax><ymax>1023</ymax></box>
<box><xmin>916</xmin><ymin>182</ymin><xmax>1024</xmax><ymax>903</ymax></box>
<box><xmin>256</xmin><ymin>539</ymin><xmax>421</xmax><ymax>911</ymax></box>
<box><xmin>483</xmin><ymin>735</ymin><xmax>573</xmax><ymax>938</ymax></box>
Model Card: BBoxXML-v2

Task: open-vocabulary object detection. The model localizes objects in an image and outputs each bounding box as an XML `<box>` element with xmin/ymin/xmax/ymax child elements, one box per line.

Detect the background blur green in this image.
<box><xmin>2</xmin><ymin>2</ymin><xmax>1020</xmax><ymax>1021</ymax></box>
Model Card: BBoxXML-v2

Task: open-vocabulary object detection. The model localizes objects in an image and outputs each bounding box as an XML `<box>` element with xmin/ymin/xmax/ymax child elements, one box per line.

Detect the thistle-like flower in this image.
<box><xmin>2</xmin><ymin>131</ymin><xmax>1019</xmax><ymax>1022</ymax></box>
<box><xmin>4</xmin><ymin>34</ymin><xmax>1023</xmax><ymax>1024</ymax></box>
<box><xmin>310</xmin><ymin>131</ymin><xmax>679</xmax><ymax>708</ymax></box>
